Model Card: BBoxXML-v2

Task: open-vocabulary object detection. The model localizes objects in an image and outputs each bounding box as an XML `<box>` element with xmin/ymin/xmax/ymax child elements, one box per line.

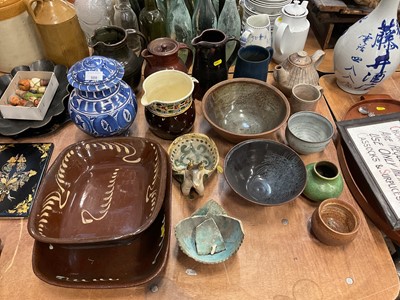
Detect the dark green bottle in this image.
<box><xmin>139</xmin><ymin>0</ymin><xmax>167</xmax><ymax>42</ymax></box>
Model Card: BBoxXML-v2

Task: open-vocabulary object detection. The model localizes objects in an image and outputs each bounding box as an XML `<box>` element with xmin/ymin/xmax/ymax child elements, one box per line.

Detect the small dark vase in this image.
<box><xmin>141</xmin><ymin>37</ymin><xmax>193</xmax><ymax>78</ymax></box>
<box><xmin>89</xmin><ymin>25</ymin><xmax>146</xmax><ymax>92</ymax></box>
<box><xmin>191</xmin><ymin>29</ymin><xmax>240</xmax><ymax>100</ymax></box>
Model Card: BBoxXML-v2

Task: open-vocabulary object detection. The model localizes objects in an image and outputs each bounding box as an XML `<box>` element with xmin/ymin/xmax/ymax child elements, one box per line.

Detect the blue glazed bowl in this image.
<box><xmin>67</xmin><ymin>56</ymin><xmax>137</xmax><ymax>137</ymax></box>
<box><xmin>224</xmin><ymin>139</ymin><xmax>307</xmax><ymax>205</ymax></box>
<box><xmin>175</xmin><ymin>200</ymin><xmax>244</xmax><ymax>264</ymax></box>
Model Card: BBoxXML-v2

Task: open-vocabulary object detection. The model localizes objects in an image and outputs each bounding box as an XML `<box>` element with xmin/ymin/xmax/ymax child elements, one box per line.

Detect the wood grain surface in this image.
<box><xmin>0</xmin><ymin>74</ymin><xmax>398</xmax><ymax>299</ymax></box>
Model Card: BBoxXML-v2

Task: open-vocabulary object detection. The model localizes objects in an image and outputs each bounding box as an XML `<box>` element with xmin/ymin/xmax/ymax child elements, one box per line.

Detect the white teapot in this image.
<box><xmin>272</xmin><ymin>0</ymin><xmax>310</xmax><ymax>64</ymax></box>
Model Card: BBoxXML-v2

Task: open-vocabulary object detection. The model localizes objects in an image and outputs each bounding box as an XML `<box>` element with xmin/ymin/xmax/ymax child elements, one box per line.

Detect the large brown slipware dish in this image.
<box><xmin>28</xmin><ymin>137</ymin><xmax>171</xmax><ymax>288</ymax></box>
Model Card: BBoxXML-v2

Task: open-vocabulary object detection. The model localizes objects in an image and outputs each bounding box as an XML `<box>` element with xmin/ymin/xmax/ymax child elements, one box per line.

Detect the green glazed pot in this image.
<box><xmin>303</xmin><ymin>161</ymin><xmax>344</xmax><ymax>202</ymax></box>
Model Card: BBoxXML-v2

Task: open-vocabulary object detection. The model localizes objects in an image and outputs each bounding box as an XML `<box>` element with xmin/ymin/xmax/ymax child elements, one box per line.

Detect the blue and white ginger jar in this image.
<box><xmin>67</xmin><ymin>56</ymin><xmax>137</xmax><ymax>137</ymax></box>
<box><xmin>334</xmin><ymin>0</ymin><xmax>400</xmax><ymax>94</ymax></box>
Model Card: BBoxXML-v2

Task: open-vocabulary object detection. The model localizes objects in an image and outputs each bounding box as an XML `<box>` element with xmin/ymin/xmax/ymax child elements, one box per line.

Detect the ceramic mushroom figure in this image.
<box><xmin>181</xmin><ymin>161</ymin><xmax>207</xmax><ymax>196</ymax></box>
<box><xmin>167</xmin><ymin>133</ymin><xmax>220</xmax><ymax>197</ymax></box>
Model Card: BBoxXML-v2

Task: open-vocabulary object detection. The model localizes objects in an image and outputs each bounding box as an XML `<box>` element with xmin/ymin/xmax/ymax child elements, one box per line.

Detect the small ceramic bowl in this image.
<box><xmin>167</xmin><ymin>133</ymin><xmax>219</xmax><ymax>196</ymax></box>
<box><xmin>285</xmin><ymin>111</ymin><xmax>334</xmax><ymax>155</ymax></box>
<box><xmin>224</xmin><ymin>139</ymin><xmax>307</xmax><ymax>205</ymax></box>
<box><xmin>311</xmin><ymin>198</ymin><xmax>361</xmax><ymax>246</ymax></box>
<box><xmin>175</xmin><ymin>200</ymin><xmax>244</xmax><ymax>264</ymax></box>
<box><xmin>202</xmin><ymin>78</ymin><xmax>290</xmax><ymax>143</ymax></box>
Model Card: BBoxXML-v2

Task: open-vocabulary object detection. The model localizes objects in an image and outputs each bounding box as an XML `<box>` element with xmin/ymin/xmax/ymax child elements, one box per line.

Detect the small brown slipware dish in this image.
<box><xmin>311</xmin><ymin>198</ymin><xmax>361</xmax><ymax>247</ymax></box>
<box><xmin>224</xmin><ymin>139</ymin><xmax>307</xmax><ymax>206</ymax></box>
<box><xmin>201</xmin><ymin>78</ymin><xmax>290</xmax><ymax>144</ymax></box>
<box><xmin>28</xmin><ymin>137</ymin><xmax>171</xmax><ymax>288</ymax></box>
<box><xmin>344</xmin><ymin>94</ymin><xmax>400</xmax><ymax>120</ymax></box>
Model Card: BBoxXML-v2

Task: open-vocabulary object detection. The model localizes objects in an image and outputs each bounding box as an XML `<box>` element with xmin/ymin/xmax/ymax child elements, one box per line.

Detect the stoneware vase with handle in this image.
<box><xmin>334</xmin><ymin>0</ymin><xmax>400</xmax><ymax>94</ymax></box>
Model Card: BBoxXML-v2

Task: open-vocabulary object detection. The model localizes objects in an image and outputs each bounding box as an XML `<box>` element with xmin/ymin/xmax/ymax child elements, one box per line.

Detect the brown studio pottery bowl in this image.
<box><xmin>202</xmin><ymin>78</ymin><xmax>290</xmax><ymax>143</ymax></box>
<box><xmin>311</xmin><ymin>198</ymin><xmax>361</xmax><ymax>246</ymax></box>
<box><xmin>224</xmin><ymin>139</ymin><xmax>307</xmax><ymax>205</ymax></box>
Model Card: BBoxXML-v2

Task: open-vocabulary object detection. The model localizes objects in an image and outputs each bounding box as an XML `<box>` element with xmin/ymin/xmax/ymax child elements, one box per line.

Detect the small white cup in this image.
<box><xmin>240</xmin><ymin>14</ymin><xmax>272</xmax><ymax>48</ymax></box>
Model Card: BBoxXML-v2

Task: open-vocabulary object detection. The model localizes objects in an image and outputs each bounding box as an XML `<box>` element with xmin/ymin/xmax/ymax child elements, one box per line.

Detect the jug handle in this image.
<box><xmin>178</xmin><ymin>43</ymin><xmax>194</xmax><ymax>71</ymax></box>
<box><xmin>274</xmin><ymin>22</ymin><xmax>288</xmax><ymax>55</ymax></box>
<box><xmin>126</xmin><ymin>29</ymin><xmax>148</xmax><ymax>52</ymax></box>
<box><xmin>226</xmin><ymin>37</ymin><xmax>241</xmax><ymax>68</ymax></box>
<box><xmin>311</xmin><ymin>49</ymin><xmax>326</xmax><ymax>69</ymax></box>
<box><xmin>25</xmin><ymin>0</ymin><xmax>42</xmax><ymax>20</ymax></box>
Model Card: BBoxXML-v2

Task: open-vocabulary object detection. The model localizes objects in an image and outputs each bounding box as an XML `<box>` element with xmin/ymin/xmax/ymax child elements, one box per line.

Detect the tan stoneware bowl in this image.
<box><xmin>202</xmin><ymin>78</ymin><xmax>290</xmax><ymax>144</ymax></box>
<box><xmin>311</xmin><ymin>198</ymin><xmax>361</xmax><ymax>246</ymax></box>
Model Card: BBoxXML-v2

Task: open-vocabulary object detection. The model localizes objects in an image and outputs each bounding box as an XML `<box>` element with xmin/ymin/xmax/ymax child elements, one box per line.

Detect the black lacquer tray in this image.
<box><xmin>0</xmin><ymin>143</ymin><xmax>54</xmax><ymax>218</ymax></box>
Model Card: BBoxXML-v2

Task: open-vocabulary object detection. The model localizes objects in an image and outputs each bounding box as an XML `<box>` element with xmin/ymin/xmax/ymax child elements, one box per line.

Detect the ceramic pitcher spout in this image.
<box><xmin>141</xmin><ymin>71</ymin><xmax>198</xmax><ymax>106</ymax></box>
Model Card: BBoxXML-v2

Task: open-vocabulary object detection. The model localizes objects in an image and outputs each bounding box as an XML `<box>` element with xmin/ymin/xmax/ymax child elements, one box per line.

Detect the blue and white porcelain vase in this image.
<box><xmin>67</xmin><ymin>56</ymin><xmax>137</xmax><ymax>137</ymax></box>
<box><xmin>334</xmin><ymin>0</ymin><xmax>400</xmax><ymax>94</ymax></box>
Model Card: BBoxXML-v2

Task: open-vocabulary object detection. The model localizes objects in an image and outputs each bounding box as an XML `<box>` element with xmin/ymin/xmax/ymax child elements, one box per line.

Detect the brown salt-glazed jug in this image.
<box><xmin>25</xmin><ymin>0</ymin><xmax>89</xmax><ymax>67</ymax></box>
<box><xmin>141</xmin><ymin>37</ymin><xmax>194</xmax><ymax>78</ymax></box>
<box><xmin>273</xmin><ymin>50</ymin><xmax>325</xmax><ymax>96</ymax></box>
<box><xmin>191</xmin><ymin>29</ymin><xmax>240</xmax><ymax>100</ymax></box>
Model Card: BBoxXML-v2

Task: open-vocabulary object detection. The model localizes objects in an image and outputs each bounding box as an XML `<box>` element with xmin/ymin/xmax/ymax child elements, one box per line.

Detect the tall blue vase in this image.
<box><xmin>334</xmin><ymin>0</ymin><xmax>400</xmax><ymax>94</ymax></box>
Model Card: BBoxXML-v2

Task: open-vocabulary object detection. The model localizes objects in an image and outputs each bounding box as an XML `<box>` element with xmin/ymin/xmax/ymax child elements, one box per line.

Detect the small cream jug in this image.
<box><xmin>141</xmin><ymin>70</ymin><xmax>199</xmax><ymax>140</ymax></box>
<box><xmin>272</xmin><ymin>0</ymin><xmax>310</xmax><ymax>64</ymax></box>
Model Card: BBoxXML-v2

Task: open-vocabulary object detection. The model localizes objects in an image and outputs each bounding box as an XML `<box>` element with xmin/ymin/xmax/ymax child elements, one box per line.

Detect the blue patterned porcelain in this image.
<box><xmin>67</xmin><ymin>56</ymin><xmax>137</xmax><ymax>137</ymax></box>
<box><xmin>334</xmin><ymin>0</ymin><xmax>400</xmax><ymax>94</ymax></box>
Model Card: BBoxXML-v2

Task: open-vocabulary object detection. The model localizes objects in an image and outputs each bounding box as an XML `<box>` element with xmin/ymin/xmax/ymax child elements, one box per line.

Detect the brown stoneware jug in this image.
<box><xmin>90</xmin><ymin>25</ymin><xmax>147</xmax><ymax>92</ymax></box>
<box><xmin>141</xmin><ymin>37</ymin><xmax>194</xmax><ymax>78</ymax></box>
<box><xmin>191</xmin><ymin>29</ymin><xmax>240</xmax><ymax>100</ymax></box>
<box><xmin>25</xmin><ymin>0</ymin><xmax>89</xmax><ymax>67</ymax></box>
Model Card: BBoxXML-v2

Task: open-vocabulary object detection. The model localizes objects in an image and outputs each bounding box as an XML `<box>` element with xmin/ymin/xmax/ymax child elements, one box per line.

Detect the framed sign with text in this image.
<box><xmin>337</xmin><ymin>113</ymin><xmax>400</xmax><ymax>230</ymax></box>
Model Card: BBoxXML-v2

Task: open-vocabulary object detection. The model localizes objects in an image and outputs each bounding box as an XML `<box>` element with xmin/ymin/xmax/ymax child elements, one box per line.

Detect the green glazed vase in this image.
<box><xmin>303</xmin><ymin>161</ymin><xmax>344</xmax><ymax>202</ymax></box>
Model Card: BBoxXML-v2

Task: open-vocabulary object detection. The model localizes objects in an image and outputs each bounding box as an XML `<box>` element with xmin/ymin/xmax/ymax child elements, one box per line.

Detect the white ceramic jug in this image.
<box><xmin>272</xmin><ymin>0</ymin><xmax>310</xmax><ymax>64</ymax></box>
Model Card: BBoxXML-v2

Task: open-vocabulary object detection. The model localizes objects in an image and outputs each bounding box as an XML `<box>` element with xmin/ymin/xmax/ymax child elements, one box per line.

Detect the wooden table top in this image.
<box><xmin>320</xmin><ymin>72</ymin><xmax>400</xmax><ymax>121</ymax></box>
<box><xmin>0</xmin><ymin>74</ymin><xmax>399</xmax><ymax>299</ymax></box>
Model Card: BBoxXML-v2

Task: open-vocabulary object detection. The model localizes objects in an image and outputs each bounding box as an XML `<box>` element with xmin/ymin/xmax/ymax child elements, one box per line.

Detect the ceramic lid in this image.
<box><xmin>288</xmin><ymin>51</ymin><xmax>312</xmax><ymax>66</ymax></box>
<box><xmin>283</xmin><ymin>0</ymin><xmax>307</xmax><ymax>17</ymax></box>
<box><xmin>148</xmin><ymin>38</ymin><xmax>179</xmax><ymax>56</ymax></box>
<box><xmin>0</xmin><ymin>0</ymin><xmax>25</xmax><ymax>20</ymax></box>
<box><xmin>67</xmin><ymin>56</ymin><xmax>124</xmax><ymax>92</ymax></box>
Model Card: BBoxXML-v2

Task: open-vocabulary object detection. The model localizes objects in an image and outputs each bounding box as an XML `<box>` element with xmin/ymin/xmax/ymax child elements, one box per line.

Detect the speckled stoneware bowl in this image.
<box><xmin>202</xmin><ymin>78</ymin><xmax>290</xmax><ymax>143</ymax></box>
<box><xmin>224</xmin><ymin>139</ymin><xmax>307</xmax><ymax>205</ymax></box>
<box><xmin>311</xmin><ymin>198</ymin><xmax>361</xmax><ymax>246</ymax></box>
<box><xmin>175</xmin><ymin>200</ymin><xmax>244</xmax><ymax>264</ymax></box>
<box><xmin>285</xmin><ymin>111</ymin><xmax>334</xmax><ymax>155</ymax></box>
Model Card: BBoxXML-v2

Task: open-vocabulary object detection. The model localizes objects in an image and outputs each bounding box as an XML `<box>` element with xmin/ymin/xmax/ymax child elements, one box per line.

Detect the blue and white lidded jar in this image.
<box><xmin>67</xmin><ymin>55</ymin><xmax>137</xmax><ymax>137</ymax></box>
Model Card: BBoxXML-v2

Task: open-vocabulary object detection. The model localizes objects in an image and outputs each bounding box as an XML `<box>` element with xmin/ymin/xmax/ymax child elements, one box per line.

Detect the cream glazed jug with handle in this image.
<box><xmin>273</xmin><ymin>50</ymin><xmax>325</xmax><ymax>96</ymax></box>
<box><xmin>272</xmin><ymin>0</ymin><xmax>310</xmax><ymax>64</ymax></box>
